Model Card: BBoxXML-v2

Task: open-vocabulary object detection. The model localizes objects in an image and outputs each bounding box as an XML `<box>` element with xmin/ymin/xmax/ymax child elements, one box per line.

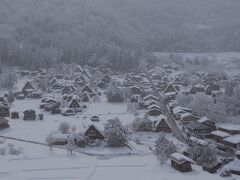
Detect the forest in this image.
<box><xmin>1</xmin><ymin>0</ymin><xmax>240</xmax><ymax>70</ymax></box>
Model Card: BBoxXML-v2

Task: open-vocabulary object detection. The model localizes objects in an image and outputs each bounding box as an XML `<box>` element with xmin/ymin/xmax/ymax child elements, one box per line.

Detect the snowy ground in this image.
<box><xmin>0</xmin><ymin>138</ymin><xmax>227</xmax><ymax>180</ymax></box>
<box><xmin>0</xmin><ymin>73</ymin><xmax>238</xmax><ymax>179</ymax></box>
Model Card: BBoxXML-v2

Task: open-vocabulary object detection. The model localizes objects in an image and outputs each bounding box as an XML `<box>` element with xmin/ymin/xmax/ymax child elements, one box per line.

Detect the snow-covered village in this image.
<box><xmin>1</xmin><ymin>1</ymin><xmax>240</xmax><ymax>180</ymax></box>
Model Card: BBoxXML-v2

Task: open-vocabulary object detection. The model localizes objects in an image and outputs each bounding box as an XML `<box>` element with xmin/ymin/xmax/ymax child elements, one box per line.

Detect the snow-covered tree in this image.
<box><xmin>45</xmin><ymin>132</ymin><xmax>55</xmax><ymax>151</ymax></box>
<box><xmin>155</xmin><ymin>133</ymin><xmax>176</xmax><ymax>164</ymax></box>
<box><xmin>58</xmin><ymin>122</ymin><xmax>70</xmax><ymax>134</ymax></box>
<box><xmin>0</xmin><ymin>69</ymin><xmax>17</xmax><ymax>89</ymax></box>
<box><xmin>127</xmin><ymin>102</ymin><xmax>138</xmax><ymax>114</ymax></box>
<box><xmin>132</xmin><ymin>114</ymin><xmax>153</xmax><ymax>131</ymax></box>
<box><xmin>105</xmin><ymin>87</ymin><xmax>124</xmax><ymax>102</ymax></box>
<box><xmin>66</xmin><ymin>133</ymin><xmax>76</xmax><ymax>154</ymax></box>
<box><xmin>104</xmin><ymin>118</ymin><xmax>128</xmax><ymax>147</ymax></box>
<box><xmin>196</xmin><ymin>144</ymin><xmax>217</xmax><ymax>166</ymax></box>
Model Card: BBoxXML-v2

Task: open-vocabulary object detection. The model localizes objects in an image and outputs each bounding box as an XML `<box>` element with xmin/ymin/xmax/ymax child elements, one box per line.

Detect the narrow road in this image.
<box><xmin>146</xmin><ymin>73</ymin><xmax>187</xmax><ymax>144</ymax></box>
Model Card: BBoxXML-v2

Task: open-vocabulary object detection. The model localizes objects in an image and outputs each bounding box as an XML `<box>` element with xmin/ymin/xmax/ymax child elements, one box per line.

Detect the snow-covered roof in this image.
<box><xmin>154</xmin><ymin>116</ymin><xmax>170</xmax><ymax>128</ymax></box>
<box><xmin>164</xmin><ymin>92</ymin><xmax>177</xmax><ymax>96</ymax></box>
<box><xmin>223</xmin><ymin>134</ymin><xmax>240</xmax><ymax>144</ymax></box>
<box><xmin>217</xmin><ymin>123</ymin><xmax>240</xmax><ymax>131</ymax></box>
<box><xmin>148</xmin><ymin>104</ymin><xmax>161</xmax><ymax>110</ymax></box>
<box><xmin>189</xmin><ymin>136</ymin><xmax>208</xmax><ymax>146</ymax></box>
<box><xmin>172</xmin><ymin>106</ymin><xmax>191</xmax><ymax>115</ymax></box>
<box><xmin>143</xmin><ymin>94</ymin><xmax>159</xmax><ymax>101</ymax></box>
<box><xmin>210</xmin><ymin>130</ymin><xmax>230</xmax><ymax>138</ymax></box>
<box><xmin>170</xmin><ymin>153</ymin><xmax>195</xmax><ymax>164</ymax></box>
<box><xmin>198</xmin><ymin>117</ymin><xmax>210</xmax><ymax>123</ymax></box>
<box><xmin>52</xmin><ymin>133</ymin><xmax>69</xmax><ymax>141</ymax></box>
<box><xmin>225</xmin><ymin>159</ymin><xmax>240</xmax><ymax>171</ymax></box>
<box><xmin>180</xmin><ymin>112</ymin><xmax>191</xmax><ymax>118</ymax></box>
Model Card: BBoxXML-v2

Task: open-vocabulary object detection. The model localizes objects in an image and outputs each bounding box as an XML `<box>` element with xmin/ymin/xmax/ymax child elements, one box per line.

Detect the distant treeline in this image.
<box><xmin>0</xmin><ymin>0</ymin><xmax>240</xmax><ymax>70</ymax></box>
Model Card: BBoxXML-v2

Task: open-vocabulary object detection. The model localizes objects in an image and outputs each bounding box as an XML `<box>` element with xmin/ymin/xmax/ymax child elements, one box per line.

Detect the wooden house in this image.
<box><xmin>97</xmin><ymin>79</ymin><xmax>106</xmax><ymax>89</ymax></box>
<box><xmin>84</xmin><ymin>125</ymin><xmax>104</xmax><ymax>140</ymax></box>
<box><xmin>102</xmin><ymin>74</ymin><xmax>111</xmax><ymax>84</ymax></box>
<box><xmin>11</xmin><ymin>111</ymin><xmax>19</xmax><ymax>119</ymax></box>
<box><xmin>51</xmin><ymin>82</ymin><xmax>63</xmax><ymax>90</ymax></box>
<box><xmin>197</xmin><ymin>117</ymin><xmax>217</xmax><ymax>131</ymax></box>
<box><xmin>143</xmin><ymin>94</ymin><xmax>159</xmax><ymax>102</ymax></box>
<box><xmin>170</xmin><ymin>153</ymin><xmax>194</xmax><ymax>172</ymax></box>
<box><xmin>210</xmin><ymin>130</ymin><xmax>230</xmax><ymax>144</ymax></box>
<box><xmin>22</xmin><ymin>82</ymin><xmax>35</xmax><ymax>96</ymax></box>
<box><xmin>217</xmin><ymin>124</ymin><xmax>240</xmax><ymax>135</ymax></box>
<box><xmin>0</xmin><ymin>118</ymin><xmax>9</xmax><ymax>130</ymax></box>
<box><xmin>148</xmin><ymin>108</ymin><xmax>162</xmax><ymax>116</ymax></box>
<box><xmin>82</xmin><ymin>85</ymin><xmax>95</xmax><ymax>96</ymax></box>
<box><xmin>23</xmin><ymin>109</ymin><xmax>36</xmax><ymax>120</ymax></box>
<box><xmin>223</xmin><ymin>135</ymin><xmax>240</xmax><ymax>149</ymax></box>
<box><xmin>62</xmin><ymin>85</ymin><xmax>75</xmax><ymax>94</ymax></box>
<box><xmin>131</xmin><ymin>86</ymin><xmax>141</xmax><ymax>95</ymax></box>
<box><xmin>180</xmin><ymin>113</ymin><xmax>200</xmax><ymax>124</ymax></box>
<box><xmin>202</xmin><ymin>163</ymin><xmax>219</xmax><ymax>174</ymax></box>
<box><xmin>90</xmin><ymin>115</ymin><xmax>100</xmax><ymax>122</ymax></box>
<box><xmin>50</xmin><ymin>133</ymin><xmax>69</xmax><ymax>145</ymax></box>
<box><xmin>66</xmin><ymin>98</ymin><xmax>81</xmax><ymax>109</ymax></box>
<box><xmin>154</xmin><ymin>116</ymin><xmax>171</xmax><ymax>132</ymax></box>
<box><xmin>0</xmin><ymin>103</ymin><xmax>10</xmax><ymax>117</ymax></box>
<box><xmin>194</xmin><ymin>84</ymin><xmax>205</xmax><ymax>92</ymax></box>
<box><xmin>185</xmin><ymin>122</ymin><xmax>212</xmax><ymax>138</ymax></box>
<box><xmin>163</xmin><ymin>84</ymin><xmax>178</xmax><ymax>96</ymax></box>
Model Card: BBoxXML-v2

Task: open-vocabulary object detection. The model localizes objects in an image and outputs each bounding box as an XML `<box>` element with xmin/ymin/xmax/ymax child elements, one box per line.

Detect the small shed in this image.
<box><xmin>170</xmin><ymin>153</ymin><xmax>194</xmax><ymax>172</ymax></box>
<box><xmin>11</xmin><ymin>111</ymin><xmax>19</xmax><ymax>119</ymax></box>
<box><xmin>0</xmin><ymin>118</ymin><xmax>9</xmax><ymax>130</ymax></box>
<box><xmin>23</xmin><ymin>109</ymin><xmax>36</xmax><ymax>120</ymax></box>
<box><xmin>202</xmin><ymin>163</ymin><xmax>219</xmax><ymax>173</ymax></box>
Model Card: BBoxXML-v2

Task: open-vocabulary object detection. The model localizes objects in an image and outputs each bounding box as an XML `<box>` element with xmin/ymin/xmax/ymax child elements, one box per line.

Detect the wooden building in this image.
<box><xmin>84</xmin><ymin>125</ymin><xmax>104</xmax><ymax>140</ymax></box>
<box><xmin>154</xmin><ymin>117</ymin><xmax>171</xmax><ymax>132</ymax></box>
<box><xmin>218</xmin><ymin>124</ymin><xmax>240</xmax><ymax>135</ymax></box>
<box><xmin>0</xmin><ymin>104</ymin><xmax>10</xmax><ymax>117</ymax></box>
<box><xmin>223</xmin><ymin>135</ymin><xmax>240</xmax><ymax>149</ymax></box>
<box><xmin>185</xmin><ymin>122</ymin><xmax>212</xmax><ymax>138</ymax></box>
<box><xmin>210</xmin><ymin>130</ymin><xmax>230</xmax><ymax>144</ymax></box>
<box><xmin>11</xmin><ymin>111</ymin><xmax>19</xmax><ymax>119</ymax></box>
<box><xmin>180</xmin><ymin>113</ymin><xmax>200</xmax><ymax>124</ymax></box>
<box><xmin>202</xmin><ymin>163</ymin><xmax>219</xmax><ymax>174</ymax></box>
<box><xmin>91</xmin><ymin>115</ymin><xmax>100</xmax><ymax>122</ymax></box>
<box><xmin>22</xmin><ymin>82</ymin><xmax>35</xmax><ymax>96</ymax></box>
<box><xmin>23</xmin><ymin>109</ymin><xmax>36</xmax><ymax>120</ymax></box>
<box><xmin>170</xmin><ymin>153</ymin><xmax>194</xmax><ymax>172</ymax></box>
<box><xmin>0</xmin><ymin>118</ymin><xmax>9</xmax><ymax>130</ymax></box>
<box><xmin>148</xmin><ymin>108</ymin><xmax>162</xmax><ymax>116</ymax></box>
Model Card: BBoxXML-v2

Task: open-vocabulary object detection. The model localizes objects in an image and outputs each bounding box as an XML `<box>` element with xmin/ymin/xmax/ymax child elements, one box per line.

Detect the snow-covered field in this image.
<box><xmin>0</xmin><ymin>138</ymin><xmax>226</xmax><ymax>180</ymax></box>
